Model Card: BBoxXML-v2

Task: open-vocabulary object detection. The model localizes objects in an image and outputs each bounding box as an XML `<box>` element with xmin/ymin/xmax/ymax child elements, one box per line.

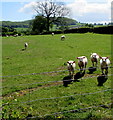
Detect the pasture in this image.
<box><xmin>2</xmin><ymin>33</ymin><xmax>113</xmax><ymax>119</ymax></box>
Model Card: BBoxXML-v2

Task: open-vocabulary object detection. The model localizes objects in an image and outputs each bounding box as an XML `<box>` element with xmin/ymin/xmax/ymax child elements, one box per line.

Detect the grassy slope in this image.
<box><xmin>2</xmin><ymin>33</ymin><xmax>112</xmax><ymax>119</ymax></box>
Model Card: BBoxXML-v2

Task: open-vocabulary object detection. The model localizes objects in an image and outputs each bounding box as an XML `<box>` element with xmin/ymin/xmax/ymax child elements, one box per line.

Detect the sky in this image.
<box><xmin>1</xmin><ymin>0</ymin><xmax>113</xmax><ymax>24</ymax></box>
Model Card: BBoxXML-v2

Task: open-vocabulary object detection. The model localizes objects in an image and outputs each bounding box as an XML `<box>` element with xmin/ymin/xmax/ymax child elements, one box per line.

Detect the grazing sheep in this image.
<box><xmin>77</xmin><ymin>56</ymin><xmax>88</xmax><ymax>71</ymax></box>
<box><xmin>90</xmin><ymin>53</ymin><xmax>99</xmax><ymax>67</ymax></box>
<box><xmin>100</xmin><ymin>57</ymin><xmax>110</xmax><ymax>75</ymax></box>
<box><xmin>63</xmin><ymin>75</ymin><xmax>73</xmax><ymax>87</ymax></box>
<box><xmin>14</xmin><ymin>34</ymin><xmax>18</xmax><ymax>37</ymax></box>
<box><xmin>25</xmin><ymin>42</ymin><xmax>28</xmax><ymax>50</ymax></box>
<box><xmin>67</xmin><ymin>60</ymin><xmax>76</xmax><ymax>78</ymax></box>
<box><xmin>97</xmin><ymin>74</ymin><xmax>108</xmax><ymax>86</ymax></box>
<box><xmin>52</xmin><ymin>32</ymin><xmax>54</xmax><ymax>36</ymax></box>
<box><xmin>61</xmin><ymin>35</ymin><xmax>65</xmax><ymax>40</ymax></box>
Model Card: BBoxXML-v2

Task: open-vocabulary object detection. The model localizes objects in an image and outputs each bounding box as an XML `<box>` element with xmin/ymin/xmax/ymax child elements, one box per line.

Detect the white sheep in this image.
<box><xmin>61</xmin><ymin>35</ymin><xmax>65</xmax><ymax>40</ymax></box>
<box><xmin>90</xmin><ymin>53</ymin><xmax>99</xmax><ymax>67</ymax></box>
<box><xmin>67</xmin><ymin>60</ymin><xmax>76</xmax><ymax>78</ymax></box>
<box><xmin>77</xmin><ymin>56</ymin><xmax>88</xmax><ymax>71</ymax></box>
<box><xmin>52</xmin><ymin>32</ymin><xmax>54</xmax><ymax>36</ymax></box>
<box><xmin>100</xmin><ymin>56</ymin><xmax>110</xmax><ymax>75</ymax></box>
<box><xmin>24</xmin><ymin>42</ymin><xmax>28</xmax><ymax>49</ymax></box>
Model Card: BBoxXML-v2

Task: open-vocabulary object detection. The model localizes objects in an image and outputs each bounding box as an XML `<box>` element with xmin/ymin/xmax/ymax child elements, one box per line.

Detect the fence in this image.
<box><xmin>2</xmin><ymin>66</ymin><xmax>113</xmax><ymax>119</ymax></box>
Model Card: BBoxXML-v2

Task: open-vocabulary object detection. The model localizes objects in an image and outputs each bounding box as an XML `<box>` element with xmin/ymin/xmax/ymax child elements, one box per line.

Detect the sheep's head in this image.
<box><xmin>77</xmin><ymin>56</ymin><xmax>85</xmax><ymax>62</ymax></box>
<box><xmin>91</xmin><ymin>53</ymin><xmax>98</xmax><ymax>58</ymax></box>
<box><xmin>67</xmin><ymin>61</ymin><xmax>75</xmax><ymax>66</ymax></box>
<box><xmin>100</xmin><ymin>57</ymin><xmax>109</xmax><ymax>62</ymax></box>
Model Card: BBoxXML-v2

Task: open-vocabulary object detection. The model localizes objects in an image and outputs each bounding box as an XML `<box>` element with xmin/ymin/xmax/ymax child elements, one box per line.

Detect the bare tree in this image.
<box><xmin>33</xmin><ymin>0</ymin><xmax>70</xmax><ymax>31</ymax></box>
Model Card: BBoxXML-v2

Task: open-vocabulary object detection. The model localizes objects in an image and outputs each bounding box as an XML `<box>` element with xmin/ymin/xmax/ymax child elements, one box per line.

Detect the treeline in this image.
<box><xmin>43</xmin><ymin>26</ymin><xmax>113</xmax><ymax>34</ymax></box>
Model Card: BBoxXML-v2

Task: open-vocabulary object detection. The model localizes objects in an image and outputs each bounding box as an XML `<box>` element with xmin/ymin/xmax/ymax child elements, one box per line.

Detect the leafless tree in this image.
<box><xmin>33</xmin><ymin>0</ymin><xmax>70</xmax><ymax>31</ymax></box>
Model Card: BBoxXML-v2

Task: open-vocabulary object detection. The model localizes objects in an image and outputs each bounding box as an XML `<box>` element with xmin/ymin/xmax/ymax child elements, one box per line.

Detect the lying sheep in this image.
<box><xmin>100</xmin><ymin>56</ymin><xmax>110</xmax><ymax>75</ymax></box>
<box><xmin>67</xmin><ymin>60</ymin><xmax>76</xmax><ymax>79</ymax></box>
<box><xmin>90</xmin><ymin>53</ymin><xmax>99</xmax><ymax>67</ymax></box>
<box><xmin>61</xmin><ymin>35</ymin><xmax>65</xmax><ymax>40</ymax></box>
<box><xmin>77</xmin><ymin>56</ymin><xmax>88</xmax><ymax>71</ymax></box>
<box><xmin>25</xmin><ymin>42</ymin><xmax>28</xmax><ymax>50</ymax></box>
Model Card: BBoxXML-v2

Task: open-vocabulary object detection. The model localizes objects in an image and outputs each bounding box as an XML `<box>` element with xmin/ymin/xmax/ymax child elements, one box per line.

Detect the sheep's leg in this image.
<box><xmin>96</xmin><ymin>61</ymin><xmax>98</xmax><ymax>68</ymax></box>
<box><xmin>72</xmin><ymin>71</ymin><xmax>75</xmax><ymax>80</ymax></box>
<box><xmin>105</xmin><ymin>68</ymin><xmax>108</xmax><ymax>75</ymax></box>
<box><xmin>92</xmin><ymin>62</ymin><xmax>94</xmax><ymax>67</ymax></box>
<box><xmin>69</xmin><ymin>71</ymin><xmax>71</xmax><ymax>76</ymax></box>
<box><xmin>101</xmin><ymin>69</ymin><xmax>104</xmax><ymax>75</ymax></box>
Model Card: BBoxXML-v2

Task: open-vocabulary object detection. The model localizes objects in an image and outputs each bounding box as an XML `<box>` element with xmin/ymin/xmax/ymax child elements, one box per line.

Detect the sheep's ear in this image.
<box><xmin>83</xmin><ymin>56</ymin><xmax>86</xmax><ymax>58</ymax></box>
<box><xmin>99</xmin><ymin>56</ymin><xmax>102</xmax><ymax>59</ymax></box>
<box><xmin>73</xmin><ymin>61</ymin><xmax>75</xmax><ymax>63</ymax></box>
<box><xmin>76</xmin><ymin>57</ymin><xmax>78</xmax><ymax>59</ymax></box>
<box><xmin>106</xmin><ymin>57</ymin><xmax>109</xmax><ymax>59</ymax></box>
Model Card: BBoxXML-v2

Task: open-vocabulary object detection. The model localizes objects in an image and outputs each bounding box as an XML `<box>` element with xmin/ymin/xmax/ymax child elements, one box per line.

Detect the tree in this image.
<box><xmin>33</xmin><ymin>0</ymin><xmax>70</xmax><ymax>31</ymax></box>
<box><xmin>32</xmin><ymin>16</ymin><xmax>47</xmax><ymax>34</ymax></box>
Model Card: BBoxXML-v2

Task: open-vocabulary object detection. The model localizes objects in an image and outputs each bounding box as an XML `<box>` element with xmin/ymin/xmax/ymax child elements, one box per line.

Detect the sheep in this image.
<box><xmin>67</xmin><ymin>60</ymin><xmax>76</xmax><ymax>79</ymax></box>
<box><xmin>61</xmin><ymin>35</ymin><xmax>65</xmax><ymax>40</ymax></box>
<box><xmin>52</xmin><ymin>32</ymin><xmax>54</xmax><ymax>36</ymax></box>
<box><xmin>90</xmin><ymin>53</ymin><xmax>99</xmax><ymax>67</ymax></box>
<box><xmin>77</xmin><ymin>56</ymin><xmax>88</xmax><ymax>71</ymax></box>
<box><xmin>100</xmin><ymin>56</ymin><xmax>110</xmax><ymax>75</ymax></box>
<box><xmin>24</xmin><ymin>42</ymin><xmax>28</xmax><ymax>50</ymax></box>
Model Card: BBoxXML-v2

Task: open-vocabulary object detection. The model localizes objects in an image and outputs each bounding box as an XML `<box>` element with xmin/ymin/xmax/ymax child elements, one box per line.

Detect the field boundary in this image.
<box><xmin>1</xmin><ymin>66</ymin><xmax>113</xmax><ymax>78</ymax></box>
<box><xmin>2</xmin><ymin>88</ymin><xmax>112</xmax><ymax>106</ymax></box>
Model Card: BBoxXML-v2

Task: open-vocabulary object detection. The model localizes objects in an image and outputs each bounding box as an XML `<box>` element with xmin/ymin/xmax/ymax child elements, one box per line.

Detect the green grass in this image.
<box><xmin>2</xmin><ymin>33</ymin><xmax>112</xmax><ymax>119</ymax></box>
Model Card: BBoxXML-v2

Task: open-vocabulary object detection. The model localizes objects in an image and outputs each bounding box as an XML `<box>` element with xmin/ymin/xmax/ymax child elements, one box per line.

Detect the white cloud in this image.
<box><xmin>66</xmin><ymin>0</ymin><xmax>112</xmax><ymax>23</ymax></box>
<box><xmin>19</xmin><ymin>1</ymin><xmax>37</xmax><ymax>14</ymax></box>
<box><xmin>19</xmin><ymin>0</ymin><xmax>112</xmax><ymax>23</ymax></box>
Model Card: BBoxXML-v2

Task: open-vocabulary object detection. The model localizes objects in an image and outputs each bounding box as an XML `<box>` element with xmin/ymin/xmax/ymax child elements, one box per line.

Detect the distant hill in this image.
<box><xmin>0</xmin><ymin>17</ymin><xmax>78</xmax><ymax>29</ymax></box>
<box><xmin>0</xmin><ymin>20</ymin><xmax>32</xmax><ymax>28</ymax></box>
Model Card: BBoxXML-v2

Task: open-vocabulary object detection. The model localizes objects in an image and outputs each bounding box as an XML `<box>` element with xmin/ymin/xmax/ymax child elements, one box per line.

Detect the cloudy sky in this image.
<box><xmin>1</xmin><ymin>0</ymin><xmax>113</xmax><ymax>24</ymax></box>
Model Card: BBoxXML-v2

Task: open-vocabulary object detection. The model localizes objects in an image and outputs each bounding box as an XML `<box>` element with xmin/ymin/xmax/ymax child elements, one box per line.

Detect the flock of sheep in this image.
<box><xmin>23</xmin><ymin>34</ymin><xmax>110</xmax><ymax>87</ymax></box>
<box><xmin>64</xmin><ymin>53</ymin><xmax>111</xmax><ymax>86</ymax></box>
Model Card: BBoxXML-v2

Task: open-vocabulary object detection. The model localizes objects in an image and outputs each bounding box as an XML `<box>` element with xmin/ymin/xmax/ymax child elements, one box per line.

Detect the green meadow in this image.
<box><xmin>2</xmin><ymin>33</ymin><xmax>113</xmax><ymax>119</ymax></box>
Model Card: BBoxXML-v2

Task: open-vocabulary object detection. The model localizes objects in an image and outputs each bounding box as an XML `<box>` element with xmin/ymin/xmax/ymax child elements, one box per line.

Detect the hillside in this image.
<box><xmin>0</xmin><ymin>17</ymin><xmax>78</xmax><ymax>29</ymax></box>
<box><xmin>0</xmin><ymin>20</ymin><xmax>32</xmax><ymax>28</ymax></box>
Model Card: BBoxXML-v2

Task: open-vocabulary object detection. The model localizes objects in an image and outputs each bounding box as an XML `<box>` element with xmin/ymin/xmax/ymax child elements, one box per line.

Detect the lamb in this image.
<box><xmin>24</xmin><ymin>42</ymin><xmax>28</xmax><ymax>50</ymax></box>
<box><xmin>61</xmin><ymin>35</ymin><xmax>65</xmax><ymax>40</ymax></box>
<box><xmin>52</xmin><ymin>32</ymin><xmax>54</xmax><ymax>36</ymax></box>
<box><xmin>67</xmin><ymin>60</ymin><xmax>76</xmax><ymax>78</ymax></box>
<box><xmin>100</xmin><ymin>56</ymin><xmax>110</xmax><ymax>75</ymax></box>
<box><xmin>90</xmin><ymin>53</ymin><xmax>99</xmax><ymax>67</ymax></box>
<box><xmin>77</xmin><ymin>56</ymin><xmax>88</xmax><ymax>71</ymax></box>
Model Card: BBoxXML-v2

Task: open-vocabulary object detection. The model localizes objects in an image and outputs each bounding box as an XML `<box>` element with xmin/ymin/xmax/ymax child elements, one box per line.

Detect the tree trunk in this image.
<box><xmin>47</xmin><ymin>16</ymin><xmax>50</xmax><ymax>32</ymax></box>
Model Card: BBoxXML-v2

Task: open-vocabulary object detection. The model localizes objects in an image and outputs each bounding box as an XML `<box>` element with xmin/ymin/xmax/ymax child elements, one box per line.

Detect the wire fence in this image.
<box><xmin>2</xmin><ymin>88</ymin><xmax>112</xmax><ymax>106</ymax></box>
<box><xmin>1</xmin><ymin>73</ymin><xmax>113</xmax><ymax>89</ymax></box>
<box><xmin>26</xmin><ymin>103</ymin><xmax>112</xmax><ymax>119</ymax></box>
<box><xmin>1</xmin><ymin>66</ymin><xmax>113</xmax><ymax>78</ymax></box>
<box><xmin>1</xmin><ymin>66</ymin><xmax>113</xmax><ymax>118</ymax></box>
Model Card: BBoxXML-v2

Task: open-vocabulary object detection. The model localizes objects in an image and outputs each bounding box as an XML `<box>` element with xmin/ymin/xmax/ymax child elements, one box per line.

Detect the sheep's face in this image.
<box><xmin>67</xmin><ymin>61</ymin><xmax>75</xmax><ymax>66</ymax></box>
<box><xmin>92</xmin><ymin>55</ymin><xmax>97</xmax><ymax>58</ymax></box>
<box><xmin>100</xmin><ymin>57</ymin><xmax>108</xmax><ymax>62</ymax></box>
<box><xmin>77</xmin><ymin>57</ymin><xmax>85</xmax><ymax>62</ymax></box>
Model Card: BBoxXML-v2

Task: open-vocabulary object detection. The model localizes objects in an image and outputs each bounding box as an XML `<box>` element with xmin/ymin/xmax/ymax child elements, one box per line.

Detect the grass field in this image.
<box><xmin>2</xmin><ymin>33</ymin><xmax>113</xmax><ymax>119</ymax></box>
